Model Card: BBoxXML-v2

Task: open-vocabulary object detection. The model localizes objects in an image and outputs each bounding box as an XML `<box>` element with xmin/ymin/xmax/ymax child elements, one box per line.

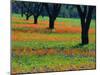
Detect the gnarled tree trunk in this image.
<box><xmin>44</xmin><ymin>3</ymin><xmax>61</xmax><ymax>29</ymax></box>
<box><xmin>76</xmin><ymin>5</ymin><xmax>94</xmax><ymax>45</ymax></box>
<box><xmin>49</xmin><ymin>17</ymin><xmax>55</xmax><ymax>29</ymax></box>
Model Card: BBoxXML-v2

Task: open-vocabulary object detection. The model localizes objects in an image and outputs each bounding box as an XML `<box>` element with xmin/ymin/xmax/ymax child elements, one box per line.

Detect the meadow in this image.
<box><xmin>12</xmin><ymin>14</ymin><xmax>96</xmax><ymax>74</ymax></box>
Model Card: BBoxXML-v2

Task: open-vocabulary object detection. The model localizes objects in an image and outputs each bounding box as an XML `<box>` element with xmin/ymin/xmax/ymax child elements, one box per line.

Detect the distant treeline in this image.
<box><xmin>11</xmin><ymin>1</ymin><xmax>96</xmax><ymax>19</ymax></box>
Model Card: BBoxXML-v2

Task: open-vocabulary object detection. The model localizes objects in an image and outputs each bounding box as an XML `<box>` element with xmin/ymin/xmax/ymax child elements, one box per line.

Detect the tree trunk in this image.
<box><xmin>26</xmin><ymin>13</ymin><xmax>32</xmax><ymax>20</ymax></box>
<box><xmin>81</xmin><ymin>6</ymin><xmax>93</xmax><ymax>45</ymax></box>
<box><xmin>76</xmin><ymin>6</ymin><xmax>94</xmax><ymax>45</ymax></box>
<box><xmin>81</xmin><ymin>25</ymin><xmax>89</xmax><ymax>45</ymax></box>
<box><xmin>49</xmin><ymin>18</ymin><xmax>55</xmax><ymax>29</ymax></box>
<box><xmin>44</xmin><ymin>4</ymin><xmax>61</xmax><ymax>29</ymax></box>
<box><xmin>34</xmin><ymin>16</ymin><xmax>38</xmax><ymax>24</ymax></box>
<box><xmin>26</xmin><ymin>14</ymin><xmax>29</xmax><ymax>20</ymax></box>
<box><xmin>80</xmin><ymin>16</ymin><xmax>88</xmax><ymax>45</ymax></box>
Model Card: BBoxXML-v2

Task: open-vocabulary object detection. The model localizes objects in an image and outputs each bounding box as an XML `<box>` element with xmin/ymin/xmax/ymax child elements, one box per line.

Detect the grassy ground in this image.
<box><xmin>12</xmin><ymin>13</ymin><xmax>96</xmax><ymax>74</ymax></box>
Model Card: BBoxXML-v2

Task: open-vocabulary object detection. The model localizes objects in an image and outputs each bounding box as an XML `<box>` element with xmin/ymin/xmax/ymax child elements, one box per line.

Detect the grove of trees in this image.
<box><xmin>12</xmin><ymin>1</ymin><xmax>96</xmax><ymax>45</ymax></box>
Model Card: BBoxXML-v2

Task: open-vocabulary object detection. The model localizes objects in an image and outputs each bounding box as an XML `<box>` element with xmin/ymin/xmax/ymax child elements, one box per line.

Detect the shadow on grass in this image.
<box><xmin>71</xmin><ymin>43</ymin><xmax>86</xmax><ymax>49</ymax></box>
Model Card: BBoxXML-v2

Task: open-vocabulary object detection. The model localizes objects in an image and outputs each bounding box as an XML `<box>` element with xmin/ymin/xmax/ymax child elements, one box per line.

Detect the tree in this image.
<box><xmin>76</xmin><ymin>5</ymin><xmax>95</xmax><ymax>45</ymax></box>
<box><xmin>22</xmin><ymin>2</ymin><xmax>43</xmax><ymax>24</ymax></box>
<box><xmin>20</xmin><ymin>2</ymin><xmax>33</xmax><ymax>20</ymax></box>
<box><xmin>44</xmin><ymin>3</ymin><xmax>61</xmax><ymax>29</ymax></box>
<box><xmin>32</xmin><ymin>3</ymin><xmax>43</xmax><ymax>24</ymax></box>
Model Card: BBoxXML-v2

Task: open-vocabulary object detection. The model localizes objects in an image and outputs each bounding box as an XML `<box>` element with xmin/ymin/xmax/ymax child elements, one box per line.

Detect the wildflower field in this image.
<box><xmin>12</xmin><ymin>14</ymin><xmax>96</xmax><ymax>74</ymax></box>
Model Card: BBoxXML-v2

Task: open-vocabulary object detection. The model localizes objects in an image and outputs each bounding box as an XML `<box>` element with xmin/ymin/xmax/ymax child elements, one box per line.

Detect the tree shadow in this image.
<box><xmin>71</xmin><ymin>43</ymin><xmax>86</xmax><ymax>49</ymax></box>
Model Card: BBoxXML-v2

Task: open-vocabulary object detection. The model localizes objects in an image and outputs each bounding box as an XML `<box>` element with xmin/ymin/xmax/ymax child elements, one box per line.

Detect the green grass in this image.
<box><xmin>12</xmin><ymin>30</ymin><xmax>95</xmax><ymax>50</ymax></box>
<box><xmin>12</xmin><ymin>54</ymin><xmax>95</xmax><ymax>68</ymax></box>
<box><xmin>12</xmin><ymin>54</ymin><xmax>95</xmax><ymax>73</ymax></box>
<box><xmin>12</xmin><ymin>40</ymin><xmax>95</xmax><ymax>50</ymax></box>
